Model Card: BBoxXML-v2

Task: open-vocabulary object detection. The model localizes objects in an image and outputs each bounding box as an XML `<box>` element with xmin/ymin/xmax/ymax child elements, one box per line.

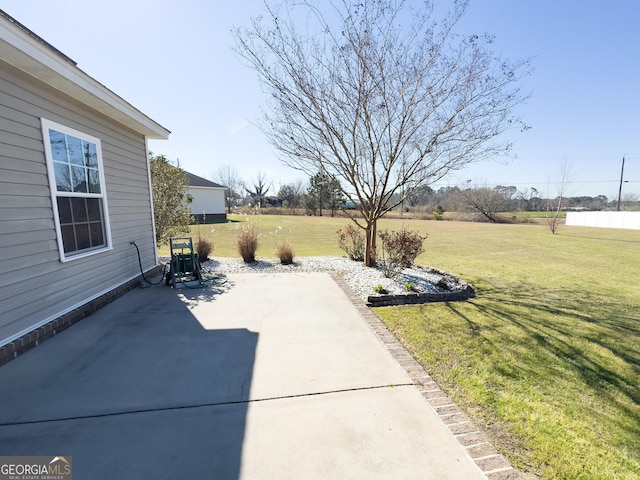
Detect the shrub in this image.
<box><xmin>337</xmin><ymin>224</ymin><xmax>365</xmax><ymax>261</ymax></box>
<box><xmin>196</xmin><ymin>236</ymin><xmax>213</xmax><ymax>262</ymax></box>
<box><xmin>236</xmin><ymin>224</ymin><xmax>259</xmax><ymax>263</ymax></box>
<box><xmin>379</xmin><ymin>228</ymin><xmax>428</xmax><ymax>277</ymax></box>
<box><xmin>433</xmin><ymin>205</ymin><xmax>445</xmax><ymax>220</ymax></box>
<box><xmin>404</xmin><ymin>282</ymin><xmax>417</xmax><ymax>292</ymax></box>
<box><xmin>276</xmin><ymin>241</ymin><xmax>295</xmax><ymax>265</ymax></box>
<box><xmin>373</xmin><ymin>284</ymin><xmax>388</xmax><ymax>294</ymax></box>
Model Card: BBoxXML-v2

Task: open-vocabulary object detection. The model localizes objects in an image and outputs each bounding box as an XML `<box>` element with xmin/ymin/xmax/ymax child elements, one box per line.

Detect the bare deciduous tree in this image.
<box><xmin>546</xmin><ymin>160</ymin><xmax>573</xmax><ymax>234</ymax></box>
<box><xmin>457</xmin><ymin>185</ymin><xmax>511</xmax><ymax>222</ymax></box>
<box><xmin>244</xmin><ymin>172</ymin><xmax>271</xmax><ymax>208</ymax></box>
<box><xmin>277</xmin><ymin>179</ymin><xmax>305</xmax><ymax>209</ymax></box>
<box><xmin>234</xmin><ymin>0</ymin><xmax>530</xmax><ymax>265</ymax></box>
<box><xmin>215</xmin><ymin>166</ymin><xmax>242</xmax><ymax>214</ymax></box>
<box><xmin>621</xmin><ymin>192</ymin><xmax>639</xmax><ymax>210</ymax></box>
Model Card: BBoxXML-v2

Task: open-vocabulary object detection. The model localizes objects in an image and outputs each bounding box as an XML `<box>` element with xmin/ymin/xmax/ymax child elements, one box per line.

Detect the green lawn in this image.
<box><xmin>162</xmin><ymin>215</ymin><xmax>640</xmax><ymax>479</ymax></box>
<box><xmin>376</xmin><ymin>222</ymin><xmax>640</xmax><ymax>479</ymax></box>
<box><xmin>509</xmin><ymin>210</ymin><xmax>567</xmax><ymax>219</ymax></box>
<box><xmin>159</xmin><ymin>213</ymin><xmax>352</xmax><ymax>257</ymax></box>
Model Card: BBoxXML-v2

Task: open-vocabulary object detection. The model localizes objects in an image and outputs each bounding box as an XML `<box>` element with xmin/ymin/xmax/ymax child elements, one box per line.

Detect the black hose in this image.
<box><xmin>131</xmin><ymin>241</ymin><xmax>166</xmax><ymax>286</ymax></box>
<box><xmin>174</xmin><ymin>267</ymin><xmax>228</xmax><ymax>289</ymax></box>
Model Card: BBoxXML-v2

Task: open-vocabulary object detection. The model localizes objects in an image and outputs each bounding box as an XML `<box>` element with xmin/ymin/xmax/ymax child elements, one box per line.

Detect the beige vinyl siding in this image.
<box><xmin>0</xmin><ymin>60</ymin><xmax>157</xmax><ymax>344</ymax></box>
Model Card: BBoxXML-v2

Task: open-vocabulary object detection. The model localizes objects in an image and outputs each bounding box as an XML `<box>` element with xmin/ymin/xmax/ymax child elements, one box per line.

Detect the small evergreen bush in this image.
<box><xmin>373</xmin><ymin>284</ymin><xmax>388</xmax><ymax>294</ymax></box>
<box><xmin>379</xmin><ymin>228</ymin><xmax>428</xmax><ymax>277</ymax></box>
<box><xmin>437</xmin><ymin>277</ymin><xmax>450</xmax><ymax>290</ymax></box>
<box><xmin>196</xmin><ymin>236</ymin><xmax>213</xmax><ymax>262</ymax></box>
<box><xmin>337</xmin><ymin>224</ymin><xmax>365</xmax><ymax>261</ymax></box>
<box><xmin>276</xmin><ymin>241</ymin><xmax>295</xmax><ymax>265</ymax></box>
<box><xmin>236</xmin><ymin>224</ymin><xmax>259</xmax><ymax>263</ymax></box>
<box><xmin>404</xmin><ymin>282</ymin><xmax>417</xmax><ymax>292</ymax></box>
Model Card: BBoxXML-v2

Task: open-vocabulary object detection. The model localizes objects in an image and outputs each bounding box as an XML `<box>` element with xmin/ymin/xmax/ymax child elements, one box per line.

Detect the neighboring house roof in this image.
<box><xmin>185</xmin><ymin>171</ymin><xmax>226</xmax><ymax>189</ymax></box>
<box><xmin>0</xmin><ymin>9</ymin><xmax>170</xmax><ymax>140</ymax></box>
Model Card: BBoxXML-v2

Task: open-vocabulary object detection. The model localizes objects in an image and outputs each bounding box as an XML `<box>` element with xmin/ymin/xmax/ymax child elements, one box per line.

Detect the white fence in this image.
<box><xmin>565</xmin><ymin>212</ymin><xmax>640</xmax><ymax>230</ymax></box>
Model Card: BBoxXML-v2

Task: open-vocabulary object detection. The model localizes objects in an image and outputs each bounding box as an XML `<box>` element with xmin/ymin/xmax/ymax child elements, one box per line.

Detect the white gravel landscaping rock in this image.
<box><xmin>197</xmin><ymin>256</ymin><xmax>466</xmax><ymax>303</ymax></box>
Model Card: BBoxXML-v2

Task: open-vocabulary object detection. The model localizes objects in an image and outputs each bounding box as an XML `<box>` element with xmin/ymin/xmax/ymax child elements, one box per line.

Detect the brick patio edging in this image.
<box><xmin>329</xmin><ymin>272</ymin><xmax>523</xmax><ymax>480</ymax></box>
<box><xmin>0</xmin><ymin>265</ymin><xmax>164</xmax><ymax>368</ymax></box>
<box><xmin>367</xmin><ymin>284</ymin><xmax>476</xmax><ymax>307</ymax></box>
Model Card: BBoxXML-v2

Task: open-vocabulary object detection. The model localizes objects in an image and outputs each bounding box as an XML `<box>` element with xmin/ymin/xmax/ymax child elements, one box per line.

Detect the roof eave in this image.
<box><xmin>189</xmin><ymin>185</ymin><xmax>227</xmax><ymax>191</ymax></box>
<box><xmin>0</xmin><ymin>15</ymin><xmax>170</xmax><ymax>140</ymax></box>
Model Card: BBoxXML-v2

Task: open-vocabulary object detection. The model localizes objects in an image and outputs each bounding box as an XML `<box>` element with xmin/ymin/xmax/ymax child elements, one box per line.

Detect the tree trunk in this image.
<box><xmin>364</xmin><ymin>219</ymin><xmax>377</xmax><ymax>267</ymax></box>
<box><xmin>365</xmin><ymin>225</ymin><xmax>372</xmax><ymax>267</ymax></box>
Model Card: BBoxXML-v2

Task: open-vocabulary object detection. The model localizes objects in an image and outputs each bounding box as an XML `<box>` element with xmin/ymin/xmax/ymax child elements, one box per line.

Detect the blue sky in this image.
<box><xmin>4</xmin><ymin>0</ymin><xmax>639</xmax><ymax>199</ymax></box>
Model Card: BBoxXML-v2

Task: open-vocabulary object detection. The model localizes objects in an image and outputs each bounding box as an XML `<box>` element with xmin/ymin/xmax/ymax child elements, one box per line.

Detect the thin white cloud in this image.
<box><xmin>228</xmin><ymin>119</ymin><xmax>249</xmax><ymax>136</ymax></box>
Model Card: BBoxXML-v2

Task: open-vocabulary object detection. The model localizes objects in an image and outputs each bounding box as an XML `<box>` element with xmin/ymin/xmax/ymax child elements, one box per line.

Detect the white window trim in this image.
<box><xmin>41</xmin><ymin>118</ymin><xmax>113</xmax><ymax>262</ymax></box>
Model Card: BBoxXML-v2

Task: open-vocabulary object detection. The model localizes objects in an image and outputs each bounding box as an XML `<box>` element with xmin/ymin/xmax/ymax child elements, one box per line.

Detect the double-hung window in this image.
<box><xmin>42</xmin><ymin>119</ymin><xmax>112</xmax><ymax>261</ymax></box>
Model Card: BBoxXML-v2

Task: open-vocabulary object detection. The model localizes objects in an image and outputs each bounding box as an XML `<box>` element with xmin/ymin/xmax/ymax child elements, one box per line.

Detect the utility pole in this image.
<box><xmin>617</xmin><ymin>156</ymin><xmax>626</xmax><ymax>211</ymax></box>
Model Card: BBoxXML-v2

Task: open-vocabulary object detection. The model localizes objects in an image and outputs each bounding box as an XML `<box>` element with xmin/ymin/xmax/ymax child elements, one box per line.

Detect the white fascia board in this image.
<box><xmin>0</xmin><ymin>20</ymin><xmax>170</xmax><ymax>140</ymax></box>
<box><xmin>189</xmin><ymin>185</ymin><xmax>227</xmax><ymax>192</ymax></box>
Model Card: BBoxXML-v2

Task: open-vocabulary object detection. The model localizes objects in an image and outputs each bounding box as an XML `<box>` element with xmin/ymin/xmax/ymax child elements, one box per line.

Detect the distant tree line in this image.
<box><xmin>214</xmin><ymin>168</ymin><xmax>347</xmax><ymax>217</ymax></box>
<box><xmin>151</xmin><ymin>158</ymin><xmax>638</xmax><ymax>241</ymax></box>
<box><xmin>214</xmin><ymin>165</ymin><xmax>638</xmax><ymax>218</ymax></box>
<box><xmin>406</xmin><ymin>185</ymin><xmax>633</xmax><ymax>221</ymax></box>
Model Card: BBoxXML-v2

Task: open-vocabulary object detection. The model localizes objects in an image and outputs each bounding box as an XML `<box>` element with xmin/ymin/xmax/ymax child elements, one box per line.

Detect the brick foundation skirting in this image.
<box><xmin>0</xmin><ymin>265</ymin><xmax>164</xmax><ymax>368</ymax></box>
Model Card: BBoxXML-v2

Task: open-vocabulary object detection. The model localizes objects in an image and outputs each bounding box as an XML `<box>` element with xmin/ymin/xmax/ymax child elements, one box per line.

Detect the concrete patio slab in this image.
<box><xmin>181</xmin><ymin>272</ymin><xmax>412</xmax><ymax>399</ymax></box>
<box><xmin>240</xmin><ymin>388</ymin><xmax>483</xmax><ymax>479</ymax></box>
<box><xmin>0</xmin><ymin>272</ymin><xmax>486</xmax><ymax>479</ymax></box>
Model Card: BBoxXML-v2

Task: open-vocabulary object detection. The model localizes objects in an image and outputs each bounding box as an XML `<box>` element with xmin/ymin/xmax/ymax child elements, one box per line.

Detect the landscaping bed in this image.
<box><xmin>200</xmin><ymin>256</ymin><xmax>473</xmax><ymax>305</ymax></box>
